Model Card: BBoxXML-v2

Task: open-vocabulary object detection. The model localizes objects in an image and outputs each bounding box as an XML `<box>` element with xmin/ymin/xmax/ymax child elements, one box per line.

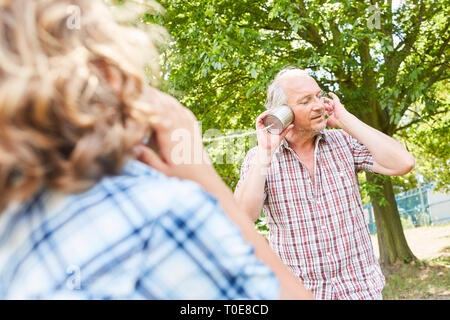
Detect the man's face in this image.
<box><xmin>279</xmin><ymin>75</ymin><xmax>327</xmax><ymax>134</ymax></box>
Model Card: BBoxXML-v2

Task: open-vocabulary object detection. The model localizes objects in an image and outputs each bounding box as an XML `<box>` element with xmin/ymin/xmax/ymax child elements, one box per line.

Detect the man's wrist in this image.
<box><xmin>336</xmin><ymin>110</ymin><xmax>354</xmax><ymax>131</ymax></box>
<box><xmin>256</xmin><ymin>147</ymin><xmax>274</xmax><ymax>167</ymax></box>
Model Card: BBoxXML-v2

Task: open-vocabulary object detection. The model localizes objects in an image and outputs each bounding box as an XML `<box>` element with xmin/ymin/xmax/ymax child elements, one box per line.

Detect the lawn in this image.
<box><xmin>370</xmin><ymin>224</ymin><xmax>450</xmax><ymax>300</ymax></box>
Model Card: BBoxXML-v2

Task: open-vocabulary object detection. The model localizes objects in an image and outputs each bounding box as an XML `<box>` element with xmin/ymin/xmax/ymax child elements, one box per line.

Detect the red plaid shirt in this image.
<box><xmin>237</xmin><ymin>129</ymin><xmax>385</xmax><ymax>300</ymax></box>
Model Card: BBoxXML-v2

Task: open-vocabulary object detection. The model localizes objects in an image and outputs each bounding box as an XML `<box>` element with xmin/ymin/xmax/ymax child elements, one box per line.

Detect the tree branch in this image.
<box><xmin>383</xmin><ymin>1</ymin><xmax>431</xmax><ymax>87</ymax></box>
<box><xmin>293</xmin><ymin>0</ymin><xmax>325</xmax><ymax>48</ymax></box>
<box><xmin>394</xmin><ymin>109</ymin><xmax>449</xmax><ymax>133</ymax></box>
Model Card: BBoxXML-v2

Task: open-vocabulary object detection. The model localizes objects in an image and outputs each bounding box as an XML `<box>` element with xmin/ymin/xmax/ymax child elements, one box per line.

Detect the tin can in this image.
<box><xmin>263</xmin><ymin>105</ymin><xmax>294</xmax><ymax>135</ymax></box>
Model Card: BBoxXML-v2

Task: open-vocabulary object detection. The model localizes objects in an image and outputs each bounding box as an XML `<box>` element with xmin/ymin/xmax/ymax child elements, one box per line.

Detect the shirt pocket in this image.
<box><xmin>330</xmin><ymin>162</ymin><xmax>355</xmax><ymax>202</ymax></box>
<box><xmin>324</xmin><ymin>160</ymin><xmax>357</xmax><ymax>214</ymax></box>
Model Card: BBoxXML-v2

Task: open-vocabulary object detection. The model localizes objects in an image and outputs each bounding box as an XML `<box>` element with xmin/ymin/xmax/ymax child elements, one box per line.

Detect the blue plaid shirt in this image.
<box><xmin>0</xmin><ymin>160</ymin><xmax>279</xmax><ymax>299</ymax></box>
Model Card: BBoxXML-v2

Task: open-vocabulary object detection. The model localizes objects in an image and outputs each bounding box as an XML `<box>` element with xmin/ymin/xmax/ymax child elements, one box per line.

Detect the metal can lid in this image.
<box><xmin>263</xmin><ymin>105</ymin><xmax>294</xmax><ymax>135</ymax></box>
<box><xmin>264</xmin><ymin>114</ymin><xmax>284</xmax><ymax>135</ymax></box>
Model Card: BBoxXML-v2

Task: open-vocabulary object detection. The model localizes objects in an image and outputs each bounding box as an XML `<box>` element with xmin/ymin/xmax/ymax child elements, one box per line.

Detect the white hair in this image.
<box><xmin>264</xmin><ymin>67</ymin><xmax>310</xmax><ymax>109</ymax></box>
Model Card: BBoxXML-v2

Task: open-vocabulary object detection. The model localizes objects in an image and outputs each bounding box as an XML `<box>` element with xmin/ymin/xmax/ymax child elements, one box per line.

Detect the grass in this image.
<box><xmin>381</xmin><ymin>247</ymin><xmax>450</xmax><ymax>300</ymax></box>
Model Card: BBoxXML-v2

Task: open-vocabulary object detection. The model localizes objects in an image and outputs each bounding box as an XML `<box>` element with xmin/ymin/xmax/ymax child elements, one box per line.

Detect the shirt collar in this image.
<box><xmin>275</xmin><ymin>129</ymin><xmax>328</xmax><ymax>154</ymax></box>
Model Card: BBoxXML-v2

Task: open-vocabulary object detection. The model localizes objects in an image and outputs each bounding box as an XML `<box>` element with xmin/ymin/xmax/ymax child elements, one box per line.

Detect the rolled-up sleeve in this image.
<box><xmin>340</xmin><ymin>130</ymin><xmax>374</xmax><ymax>173</ymax></box>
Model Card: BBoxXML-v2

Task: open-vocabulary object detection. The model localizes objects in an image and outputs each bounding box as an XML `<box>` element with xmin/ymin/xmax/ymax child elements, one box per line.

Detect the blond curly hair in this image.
<box><xmin>0</xmin><ymin>0</ymin><xmax>162</xmax><ymax>210</ymax></box>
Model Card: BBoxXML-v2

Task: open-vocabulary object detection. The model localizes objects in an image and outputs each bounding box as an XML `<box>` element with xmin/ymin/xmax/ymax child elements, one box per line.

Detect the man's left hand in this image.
<box><xmin>324</xmin><ymin>92</ymin><xmax>348</xmax><ymax>128</ymax></box>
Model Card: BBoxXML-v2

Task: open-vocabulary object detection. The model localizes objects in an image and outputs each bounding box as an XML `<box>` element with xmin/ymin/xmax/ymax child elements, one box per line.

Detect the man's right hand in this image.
<box><xmin>255</xmin><ymin>109</ymin><xmax>294</xmax><ymax>164</ymax></box>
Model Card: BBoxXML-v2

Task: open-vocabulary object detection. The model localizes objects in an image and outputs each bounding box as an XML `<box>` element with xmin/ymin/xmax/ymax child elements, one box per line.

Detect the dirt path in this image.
<box><xmin>370</xmin><ymin>224</ymin><xmax>450</xmax><ymax>260</ymax></box>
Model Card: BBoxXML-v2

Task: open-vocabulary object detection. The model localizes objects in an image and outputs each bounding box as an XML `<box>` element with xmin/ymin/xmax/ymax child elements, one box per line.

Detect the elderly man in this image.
<box><xmin>234</xmin><ymin>67</ymin><xmax>415</xmax><ymax>300</ymax></box>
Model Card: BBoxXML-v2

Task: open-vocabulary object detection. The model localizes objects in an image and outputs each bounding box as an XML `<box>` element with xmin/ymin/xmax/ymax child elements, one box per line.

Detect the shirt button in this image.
<box><xmin>321</xmin><ymin>225</ymin><xmax>327</xmax><ymax>230</ymax></box>
<box><xmin>340</xmin><ymin>172</ymin><xmax>344</xmax><ymax>177</ymax></box>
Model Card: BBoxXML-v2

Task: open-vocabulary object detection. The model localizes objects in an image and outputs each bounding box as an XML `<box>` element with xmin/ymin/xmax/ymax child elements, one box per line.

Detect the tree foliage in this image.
<box><xmin>393</xmin><ymin>80</ymin><xmax>450</xmax><ymax>192</ymax></box>
<box><xmin>151</xmin><ymin>0</ymin><xmax>449</xmax><ymax>189</ymax></box>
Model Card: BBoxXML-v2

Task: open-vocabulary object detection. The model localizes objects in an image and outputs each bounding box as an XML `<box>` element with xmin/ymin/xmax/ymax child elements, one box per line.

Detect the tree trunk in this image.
<box><xmin>366</xmin><ymin>172</ymin><xmax>417</xmax><ymax>267</ymax></box>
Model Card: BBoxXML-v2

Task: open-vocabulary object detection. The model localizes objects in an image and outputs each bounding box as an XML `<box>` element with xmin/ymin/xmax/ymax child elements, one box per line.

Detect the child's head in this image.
<box><xmin>0</xmin><ymin>0</ymin><xmax>161</xmax><ymax>209</ymax></box>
